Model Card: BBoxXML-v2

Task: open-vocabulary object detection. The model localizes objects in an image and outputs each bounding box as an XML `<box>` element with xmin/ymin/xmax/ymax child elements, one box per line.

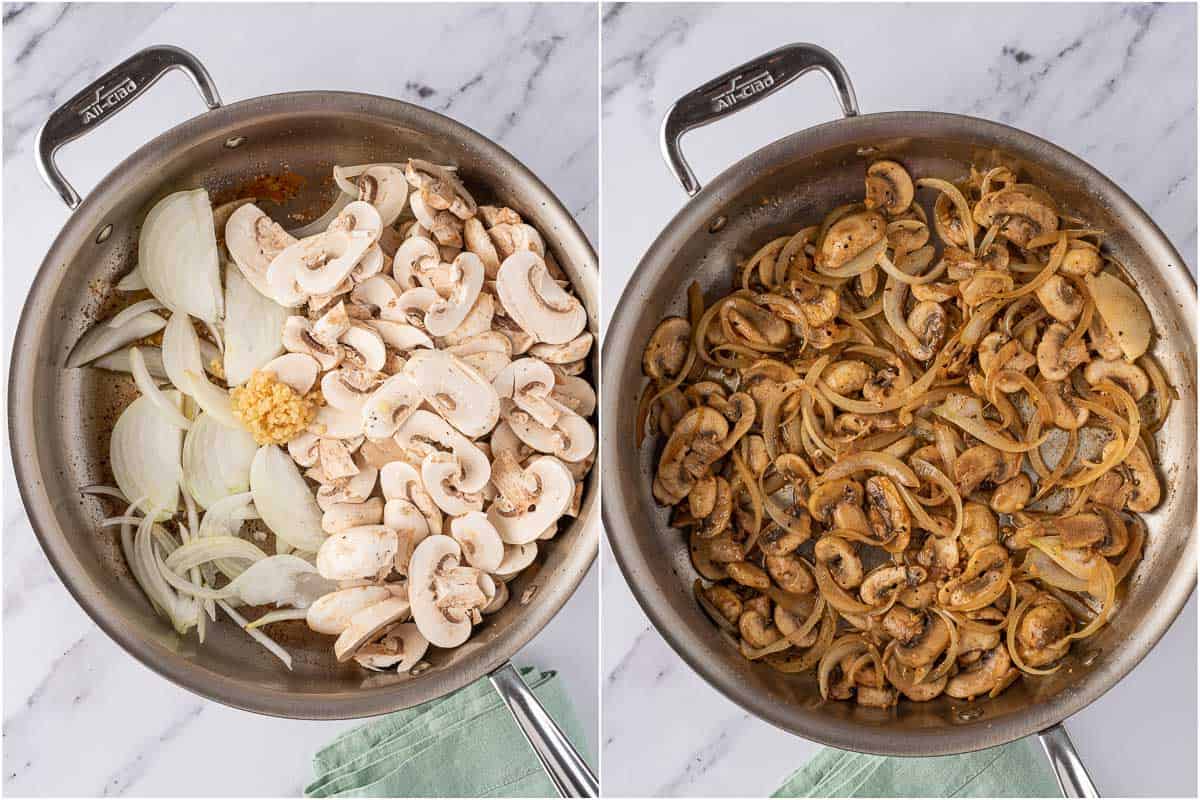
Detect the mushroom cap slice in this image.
<box><xmin>493</xmin><ymin>541</ymin><xmax>538</xmax><ymax>579</ymax></box>
<box><xmin>408</xmin><ymin>535</ymin><xmax>484</xmax><ymax>648</ymax></box>
<box><xmin>225</xmin><ymin>203</ymin><xmax>297</xmax><ymax>298</ymax></box>
<box><xmin>402</xmin><ymin>350</ymin><xmax>500</xmax><ymax>438</ymax></box>
<box><xmin>393</xmin><ymin>236</ymin><xmax>440</xmax><ymax>290</ymax></box>
<box><xmin>354</xmin><ymin>622</ymin><xmax>429</xmax><ymax>672</ymax></box>
<box><xmin>487</xmin><ymin>455</ymin><xmax>574</xmax><ymax>544</ymax></box>
<box><xmin>393</xmin><ymin>410</ymin><xmax>491</xmax><ymax>493</ymax></box>
<box><xmin>333</xmin><ymin>596</ymin><xmax>412</xmax><ymax>662</ymax></box>
<box><xmin>425</xmin><ymin>253</ymin><xmax>485</xmax><ymax>337</ymax></box>
<box><xmin>864</xmin><ymin>160</ymin><xmax>915</xmax><ymax>216</ymax></box>
<box><xmin>306</xmin><ymin>585</ymin><xmax>394</xmax><ymax>635</ymax></box>
<box><xmin>495</xmin><ymin>251</ymin><xmax>587</xmax><ymax>345</ymax></box>
<box><xmin>354</xmin><ymin>165</ymin><xmax>410</xmax><ymax>227</ymax></box>
<box><xmin>315</xmin><ymin>524</ymin><xmax>399</xmax><ymax>581</ymax></box>
<box><xmin>450</xmin><ymin>511</ymin><xmax>505</xmax><ymax>572</ymax></box>
<box><xmin>421</xmin><ymin>451</ymin><xmax>485</xmax><ymax>516</ymax></box>
<box><xmin>340</xmin><ymin>324</ymin><xmax>387</xmax><ymax>373</ymax></box>
<box><xmin>362</xmin><ymin>373</ymin><xmax>423</xmax><ymax>440</ymax></box>
<box><xmin>494</xmin><ymin>357</ymin><xmax>560</xmax><ymax>428</ymax></box>
<box><xmin>972</xmin><ymin>185</ymin><xmax>1058</xmax><ymax>247</ymax></box>
<box><xmin>261</xmin><ymin>353</ymin><xmax>320</xmax><ymax>395</ymax></box>
<box><xmin>282</xmin><ymin>316</ymin><xmax>342</xmax><ymax>371</ymax></box>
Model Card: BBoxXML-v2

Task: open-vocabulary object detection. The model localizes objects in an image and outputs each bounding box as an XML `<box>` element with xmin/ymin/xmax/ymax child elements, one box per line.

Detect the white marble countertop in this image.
<box><xmin>2</xmin><ymin>3</ymin><xmax>597</xmax><ymax>795</ymax></box>
<box><xmin>601</xmin><ymin>3</ymin><xmax>1196</xmax><ymax>797</ymax></box>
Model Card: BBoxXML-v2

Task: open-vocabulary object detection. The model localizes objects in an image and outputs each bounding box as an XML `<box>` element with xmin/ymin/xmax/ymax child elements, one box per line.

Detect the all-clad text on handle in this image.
<box><xmin>35</xmin><ymin>45</ymin><xmax>222</xmax><ymax>209</ymax></box>
<box><xmin>660</xmin><ymin>42</ymin><xmax>858</xmax><ymax>196</ymax></box>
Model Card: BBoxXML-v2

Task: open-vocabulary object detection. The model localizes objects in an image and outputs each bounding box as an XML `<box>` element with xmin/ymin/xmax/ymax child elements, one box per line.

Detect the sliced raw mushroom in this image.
<box><xmin>340</xmin><ymin>323</ymin><xmax>387</xmax><ymax>373</ymax></box>
<box><xmin>306</xmin><ymin>585</ymin><xmax>394</xmax><ymax>635</ymax></box>
<box><xmin>421</xmin><ymin>451</ymin><xmax>485</xmax><ymax>516</ymax></box>
<box><xmin>333</xmin><ymin>596</ymin><xmax>411</xmax><ymax>662</ymax></box>
<box><xmin>424</xmin><ymin>252</ymin><xmax>485</xmax><ymax>336</ymax></box>
<box><xmin>489</xmin><ymin>222</ymin><xmax>545</xmax><ymax>259</ymax></box>
<box><xmin>322</xmin><ymin>497</ymin><xmax>385</xmax><ymax>533</ymax></box>
<box><xmin>493</xmin><ymin>541</ymin><xmax>538</xmax><ymax>579</ymax></box>
<box><xmin>316</xmin><ymin>463</ymin><xmax>378</xmax><ymax>510</ymax></box>
<box><xmin>315</xmin><ymin>524</ymin><xmax>399</xmax><ymax>581</ymax></box>
<box><xmin>319</xmin><ymin>438</ymin><xmax>360</xmax><ymax>480</ymax></box>
<box><xmin>282</xmin><ymin>316</ymin><xmax>342</xmax><ymax>371</ymax></box>
<box><xmin>502</xmin><ymin>399</ymin><xmax>594</xmax><ymax>463</ymax></box>
<box><xmin>440</xmin><ymin>292</ymin><xmax>496</xmax><ymax>346</ymax></box>
<box><xmin>486</xmin><ymin>455</ymin><xmax>574</xmax><ymax>544</ymax></box>
<box><xmin>528</xmin><ymin>332</ymin><xmax>593</xmax><ymax>365</ymax></box>
<box><xmin>494</xmin><ymin>357</ymin><xmax>560</xmax><ymax>428</ymax></box>
<box><xmin>261</xmin><ymin>352</ymin><xmax>321</xmax><ymax>394</ymax></box>
<box><xmin>225</xmin><ymin>203</ymin><xmax>296</xmax><ymax>297</ymax></box>
<box><xmin>464</xmin><ymin>216</ymin><xmax>501</xmax><ymax>277</ymax></box>
<box><xmin>408</xmin><ymin>535</ymin><xmax>487</xmax><ymax>647</ymax></box>
<box><xmin>354</xmin><ymin>622</ymin><xmax>429</xmax><ymax>672</ymax></box>
<box><xmin>321</xmin><ymin>367</ymin><xmax>384</xmax><ymax>412</ymax></box>
<box><xmin>450</xmin><ymin>511</ymin><xmax>505</xmax><ymax>572</ymax></box>
<box><xmin>288</xmin><ymin>431</ymin><xmax>321</xmax><ymax>467</ymax></box>
<box><xmin>361</xmin><ymin>373</ymin><xmax>423</xmax><ymax>439</ymax></box>
<box><xmin>445</xmin><ymin>331</ymin><xmax>511</xmax><ymax>381</ymax></box>
<box><xmin>352</xmin><ymin>165</ymin><xmax>410</xmax><ymax>227</ymax></box>
<box><xmin>402</xmin><ymin>349</ymin><xmax>500</xmax><ymax>438</ymax></box>
<box><xmin>394</xmin><ymin>410</ymin><xmax>492</xmax><ymax>494</ymax></box>
<box><xmin>495</xmin><ymin>251</ymin><xmax>587</xmax><ymax>344</ymax></box>
<box><xmin>405</xmin><ymin>159</ymin><xmax>477</xmax><ymax>220</ymax></box>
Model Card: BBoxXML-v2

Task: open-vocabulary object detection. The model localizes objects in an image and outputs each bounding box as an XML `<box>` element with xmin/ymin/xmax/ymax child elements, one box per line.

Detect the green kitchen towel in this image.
<box><xmin>774</xmin><ymin>738</ymin><xmax>1063</xmax><ymax>798</ymax></box>
<box><xmin>306</xmin><ymin>667</ymin><xmax>592</xmax><ymax>798</ymax></box>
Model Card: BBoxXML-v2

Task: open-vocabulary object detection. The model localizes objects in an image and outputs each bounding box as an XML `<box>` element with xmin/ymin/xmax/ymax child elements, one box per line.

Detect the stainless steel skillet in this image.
<box><xmin>602</xmin><ymin>42</ymin><xmax>1196</xmax><ymax>797</ymax></box>
<box><xmin>10</xmin><ymin>45</ymin><xmax>598</xmax><ymax>796</ymax></box>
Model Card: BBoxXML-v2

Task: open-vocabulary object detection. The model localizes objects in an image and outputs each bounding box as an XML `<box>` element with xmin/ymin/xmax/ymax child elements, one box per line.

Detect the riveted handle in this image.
<box><xmin>1038</xmin><ymin>723</ymin><xmax>1100</xmax><ymax>798</ymax></box>
<box><xmin>35</xmin><ymin>45</ymin><xmax>222</xmax><ymax>209</ymax></box>
<box><xmin>490</xmin><ymin>662</ymin><xmax>598</xmax><ymax>797</ymax></box>
<box><xmin>660</xmin><ymin>42</ymin><xmax>858</xmax><ymax>196</ymax></box>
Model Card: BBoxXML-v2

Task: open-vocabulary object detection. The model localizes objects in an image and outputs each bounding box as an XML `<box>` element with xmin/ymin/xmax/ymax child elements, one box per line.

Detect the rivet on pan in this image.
<box><xmin>224</xmin><ymin>136</ymin><xmax>246</xmax><ymax>149</ymax></box>
<box><xmin>955</xmin><ymin>706</ymin><xmax>984</xmax><ymax>721</ymax></box>
<box><xmin>410</xmin><ymin>661</ymin><xmax>431</xmax><ymax>676</ymax></box>
<box><xmin>520</xmin><ymin>585</ymin><xmax>538</xmax><ymax>606</ymax></box>
<box><xmin>708</xmin><ymin>216</ymin><xmax>727</xmax><ymax>234</ymax></box>
<box><xmin>95</xmin><ymin>224</ymin><xmax>113</xmax><ymax>244</ymax></box>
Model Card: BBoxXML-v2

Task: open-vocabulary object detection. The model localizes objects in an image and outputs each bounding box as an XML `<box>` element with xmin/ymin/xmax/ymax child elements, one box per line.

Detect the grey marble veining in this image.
<box><xmin>601</xmin><ymin>2</ymin><xmax>1196</xmax><ymax>797</ymax></box>
<box><xmin>2</xmin><ymin>3</ymin><xmax>597</xmax><ymax>796</ymax></box>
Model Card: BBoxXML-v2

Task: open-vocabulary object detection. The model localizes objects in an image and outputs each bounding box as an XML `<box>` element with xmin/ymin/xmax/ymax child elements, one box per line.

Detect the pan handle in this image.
<box><xmin>489</xmin><ymin>661</ymin><xmax>598</xmax><ymax>797</ymax></box>
<box><xmin>34</xmin><ymin>45</ymin><xmax>222</xmax><ymax>209</ymax></box>
<box><xmin>660</xmin><ymin>42</ymin><xmax>858</xmax><ymax>196</ymax></box>
<box><xmin>1038</xmin><ymin>723</ymin><xmax>1099</xmax><ymax>797</ymax></box>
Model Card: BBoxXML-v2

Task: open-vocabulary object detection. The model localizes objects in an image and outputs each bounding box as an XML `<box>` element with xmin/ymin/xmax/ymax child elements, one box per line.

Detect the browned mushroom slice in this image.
<box><xmin>815</xmin><ymin>211</ymin><xmax>886</xmax><ymax>271</ymax></box>
<box><xmin>972</xmin><ymin>185</ymin><xmax>1059</xmax><ymax>247</ymax></box>
<box><xmin>864</xmin><ymin>160</ymin><xmax>914</xmax><ymax>216</ymax></box>
<box><xmin>652</xmin><ymin>406</ymin><xmax>730</xmax><ymax>506</ymax></box>
<box><xmin>1014</xmin><ymin>594</ymin><xmax>1072</xmax><ymax>668</ymax></box>
<box><xmin>642</xmin><ymin>316</ymin><xmax>691</xmax><ymax>380</ymax></box>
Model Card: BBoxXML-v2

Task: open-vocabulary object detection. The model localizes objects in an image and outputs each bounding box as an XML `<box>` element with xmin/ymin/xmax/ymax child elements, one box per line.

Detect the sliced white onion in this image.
<box><xmin>165</xmin><ymin>535</ymin><xmax>268</xmax><ymax>572</ymax></box>
<box><xmin>109</xmin><ymin>299</ymin><xmax>166</xmax><ymax>329</ymax></box>
<box><xmin>130</xmin><ymin>347</ymin><xmax>191</xmax><ymax>430</ymax></box>
<box><xmin>245</xmin><ymin>608</ymin><xmax>308</xmax><ymax>629</ymax></box>
<box><xmin>223</xmin><ymin>261</ymin><xmax>288</xmax><ymax>386</ymax></box>
<box><xmin>162</xmin><ymin>312</ymin><xmax>207</xmax><ymax>392</ymax></box>
<box><xmin>183</xmin><ymin>370</ymin><xmax>240</xmax><ymax>429</ymax></box>
<box><xmin>230</xmin><ymin>554</ymin><xmax>335</xmax><ymax>608</ymax></box>
<box><xmin>182</xmin><ymin>411</ymin><xmax>258</xmax><ymax>508</ymax></box>
<box><xmin>137</xmin><ymin>515</ymin><xmax>197</xmax><ymax>633</ymax></box>
<box><xmin>139</xmin><ymin>189</ymin><xmax>223</xmax><ymax>322</ymax></box>
<box><xmin>217</xmin><ymin>600</ymin><xmax>293</xmax><ymax>670</ymax></box>
<box><xmin>81</xmin><ymin>484</ymin><xmax>129</xmax><ymax>502</ymax></box>
<box><xmin>250</xmin><ymin>445</ymin><xmax>328</xmax><ymax>552</ymax></box>
<box><xmin>91</xmin><ymin>346</ymin><xmax>168</xmax><ymax>380</ymax></box>
<box><xmin>110</xmin><ymin>392</ymin><xmax>183</xmax><ymax>519</ymax></box>
<box><xmin>66</xmin><ymin>311</ymin><xmax>165</xmax><ymax>368</ymax></box>
<box><xmin>197</xmin><ymin>491</ymin><xmax>258</xmax><ymax>580</ymax></box>
<box><xmin>116</xmin><ymin>268</ymin><xmax>147</xmax><ymax>291</ymax></box>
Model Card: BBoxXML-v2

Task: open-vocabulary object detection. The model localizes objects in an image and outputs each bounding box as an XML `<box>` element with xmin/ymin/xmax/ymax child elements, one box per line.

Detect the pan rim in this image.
<box><xmin>9</xmin><ymin>89</ymin><xmax>599</xmax><ymax>719</ymax></box>
<box><xmin>601</xmin><ymin>109</ymin><xmax>1196</xmax><ymax>755</ymax></box>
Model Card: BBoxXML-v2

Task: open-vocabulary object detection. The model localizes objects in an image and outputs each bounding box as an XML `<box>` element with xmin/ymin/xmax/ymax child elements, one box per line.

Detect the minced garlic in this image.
<box><xmin>230</xmin><ymin>370</ymin><xmax>321</xmax><ymax>445</ymax></box>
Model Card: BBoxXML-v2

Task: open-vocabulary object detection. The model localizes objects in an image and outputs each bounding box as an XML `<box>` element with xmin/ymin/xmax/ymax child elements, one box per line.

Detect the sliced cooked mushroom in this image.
<box><xmin>864</xmin><ymin>160</ymin><xmax>914</xmax><ymax>216</ymax></box>
<box><xmin>643</xmin><ymin>317</ymin><xmax>691</xmax><ymax>380</ymax></box>
<box><xmin>972</xmin><ymin>186</ymin><xmax>1058</xmax><ymax>247</ymax></box>
<box><xmin>1036</xmin><ymin>323</ymin><xmax>1090</xmax><ymax>382</ymax></box>
<box><xmin>814</xmin><ymin>536</ymin><xmax>863</xmax><ymax>590</ymax></box>
<box><xmin>1014</xmin><ymin>595</ymin><xmax>1072</xmax><ymax>668</ymax></box>
<box><xmin>1083</xmin><ymin>358</ymin><xmax>1150</xmax><ymax>399</ymax></box>
<box><xmin>945</xmin><ymin>645</ymin><xmax>1013</xmax><ymax>699</ymax></box>
<box><xmin>816</xmin><ymin>211</ymin><xmax>886</xmax><ymax>270</ymax></box>
<box><xmin>1036</xmin><ymin>275</ymin><xmax>1083</xmax><ymax>323</ymax></box>
<box><xmin>990</xmin><ymin>474</ymin><xmax>1032</xmax><ymax>514</ymax></box>
<box><xmin>653</xmin><ymin>406</ymin><xmax>729</xmax><ymax>505</ymax></box>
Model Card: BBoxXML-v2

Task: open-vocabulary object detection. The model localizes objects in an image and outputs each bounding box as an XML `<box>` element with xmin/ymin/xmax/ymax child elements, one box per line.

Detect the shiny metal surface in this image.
<box><xmin>603</xmin><ymin>50</ymin><xmax>1196</xmax><ymax>756</ymax></box>
<box><xmin>11</xmin><ymin>63</ymin><xmax>598</xmax><ymax>720</ymax></box>
<box><xmin>1038</xmin><ymin>723</ymin><xmax>1100</xmax><ymax>798</ymax></box>
<box><xmin>661</xmin><ymin>43</ymin><xmax>858</xmax><ymax>196</ymax></box>
<box><xmin>35</xmin><ymin>45</ymin><xmax>222</xmax><ymax>209</ymax></box>
<box><xmin>489</xmin><ymin>662</ymin><xmax>599</xmax><ymax>797</ymax></box>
